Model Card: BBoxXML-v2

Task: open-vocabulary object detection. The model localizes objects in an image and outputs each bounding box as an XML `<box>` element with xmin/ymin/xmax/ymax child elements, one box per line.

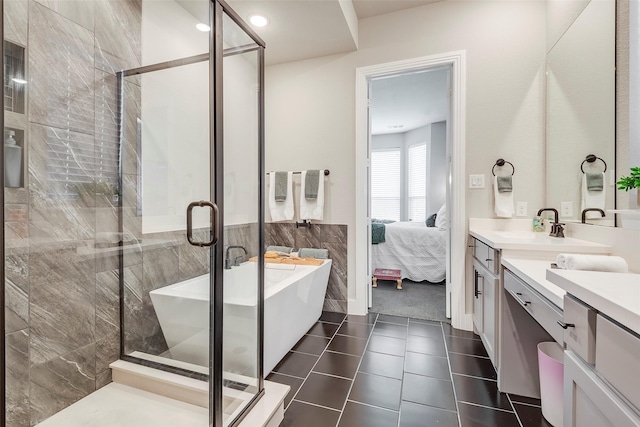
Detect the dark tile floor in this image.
<box><xmin>268</xmin><ymin>311</ymin><xmax>553</xmax><ymax>427</ymax></box>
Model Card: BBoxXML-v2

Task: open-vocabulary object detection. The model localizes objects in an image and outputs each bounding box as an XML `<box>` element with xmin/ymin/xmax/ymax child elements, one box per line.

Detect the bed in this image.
<box><xmin>371</xmin><ymin>221</ymin><xmax>446</xmax><ymax>283</ymax></box>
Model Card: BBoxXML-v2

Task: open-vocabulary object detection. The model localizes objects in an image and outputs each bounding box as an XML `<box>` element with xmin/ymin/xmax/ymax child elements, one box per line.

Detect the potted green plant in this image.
<box><xmin>617</xmin><ymin>166</ymin><xmax>640</xmax><ymax>206</ymax></box>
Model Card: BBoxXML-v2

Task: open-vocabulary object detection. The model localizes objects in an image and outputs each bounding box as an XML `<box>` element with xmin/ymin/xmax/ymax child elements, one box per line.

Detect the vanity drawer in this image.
<box><xmin>473</xmin><ymin>239</ymin><xmax>499</xmax><ymax>275</ymax></box>
<box><xmin>595</xmin><ymin>314</ymin><xmax>640</xmax><ymax>410</ymax></box>
<box><xmin>563</xmin><ymin>295</ymin><xmax>597</xmax><ymax>364</ymax></box>
<box><xmin>504</xmin><ymin>269</ymin><xmax>564</xmax><ymax>344</ymax></box>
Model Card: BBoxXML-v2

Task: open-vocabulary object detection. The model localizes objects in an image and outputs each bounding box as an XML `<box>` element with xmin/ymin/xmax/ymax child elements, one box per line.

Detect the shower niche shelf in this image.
<box><xmin>4</xmin><ymin>127</ymin><xmax>24</xmax><ymax>188</ymax></box>
<box><xmin>4</xmin><ymin>40</ymin><xmax>26</xmax><ymax>114</ymax></box>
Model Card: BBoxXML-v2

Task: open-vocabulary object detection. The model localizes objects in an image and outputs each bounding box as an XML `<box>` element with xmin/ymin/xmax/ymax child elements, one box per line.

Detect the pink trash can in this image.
<box><xmin>537</xmin><ymin>341</ymin><xmax>564</xmax><ymax>427</ymax></box>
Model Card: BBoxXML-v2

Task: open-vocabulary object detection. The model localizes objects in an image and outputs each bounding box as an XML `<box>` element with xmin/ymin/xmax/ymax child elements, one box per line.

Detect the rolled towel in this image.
<box><xmin>555</xmin><ymin>253</ymin><xmax>568</xmax><ymax>269</ymax></box>
<box><xmin>497</xmin><ymin>175</ymin><xmax>512</xmax><ymax>193</ymax></box>
<box><xmin>556</xmin><ymin>254</ymin><xmax>628</xmax><ymax>273</ymax></box>
<box><xmin>298</xmin><ymin>248</ymin><xmax>329</xmax><ymax>259</ymax></box>
<box><xmin>266</xmin><ymin>245</ymin><xmax>293</xmax><ymax>254</ymax></box>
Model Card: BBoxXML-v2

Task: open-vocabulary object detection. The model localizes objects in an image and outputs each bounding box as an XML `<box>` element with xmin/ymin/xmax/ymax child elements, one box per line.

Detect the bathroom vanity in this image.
<box><xmin>469</xmin><ymin>219</ymin><xmax>640</xmax><ymax>426</ymax></box>
<box><xmin>468</xmin><ymin>220</ymin><xmax>611</xmax><ymax>398</ymax></box>
<box><xmin>547</xmin><ymin>270</ymin><xmax>640</xmax><ymax>427</ymax></box>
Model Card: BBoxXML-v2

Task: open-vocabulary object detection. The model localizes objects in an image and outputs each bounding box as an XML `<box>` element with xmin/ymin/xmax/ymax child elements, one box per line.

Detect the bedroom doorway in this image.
<box><xmin>355</xmin><ymin>51</ymin><xmax>469</xmax><ymax>331</ymax></box>
<box><xmin>367</xmin><ymin>67</ymin><xmax>450</xmax><ymax>322</ymax></box>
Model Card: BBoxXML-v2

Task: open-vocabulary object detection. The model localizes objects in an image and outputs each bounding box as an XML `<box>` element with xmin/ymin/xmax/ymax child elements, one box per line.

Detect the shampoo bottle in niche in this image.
<box><xmin>4</xmin><ymin>130</ymin><xmax>22</xmax><ymax>188</ymax></box>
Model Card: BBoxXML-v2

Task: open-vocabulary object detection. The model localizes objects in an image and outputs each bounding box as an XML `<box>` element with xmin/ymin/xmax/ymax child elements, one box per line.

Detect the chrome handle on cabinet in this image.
<box><xmin>512</xmin><ymin>292</ymin><xmax>530</xmax><ymax>307</ymax></box>
<box><xmin>557</xmin><ymin>321</ymin><xmax>575</xmax><ymax>329</ymax></box>
<box><xmin>485</xmin><ymin>258</ymin><xmax>492</xmax><ymax>262</ymax></box>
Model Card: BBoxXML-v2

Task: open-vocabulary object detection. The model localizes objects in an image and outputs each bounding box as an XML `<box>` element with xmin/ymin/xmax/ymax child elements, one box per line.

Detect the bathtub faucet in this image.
<box><xmin>225</xmin><ymin>245</ymin><xmax>248</xmax><ymax>269</ymax></box>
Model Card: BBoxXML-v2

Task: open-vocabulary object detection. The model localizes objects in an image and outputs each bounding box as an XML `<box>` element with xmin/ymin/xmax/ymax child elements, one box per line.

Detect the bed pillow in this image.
<box><xmin>426</xmin><ymin>213</ymin><xmax>437</xmax><ymax>227</ymax></box>
<box><xmin>435</xmin><ymin>204</ymin><xmax>447</xmax><ymax>229</ymax></box>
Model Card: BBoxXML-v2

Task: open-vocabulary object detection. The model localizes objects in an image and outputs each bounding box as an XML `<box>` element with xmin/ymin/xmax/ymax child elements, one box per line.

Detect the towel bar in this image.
<box><xmin>267</xmin><ymin>169</ymin><xmax>330</xmax><ymax>176</ymax></box>
<box><xmin>580</xmin><ymin>154</ymin><xmax>607</xmax><ymax>173</ymax></box>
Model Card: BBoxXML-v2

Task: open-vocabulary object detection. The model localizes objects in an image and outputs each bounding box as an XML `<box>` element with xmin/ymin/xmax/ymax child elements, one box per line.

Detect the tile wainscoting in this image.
<box><xmin>266</xmin><ymin>223</ymin><xmax>348</xmax><ymax>313</ymax></box>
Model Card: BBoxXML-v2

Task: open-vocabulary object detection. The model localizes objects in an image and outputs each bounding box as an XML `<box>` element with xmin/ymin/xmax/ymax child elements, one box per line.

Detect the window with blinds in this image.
<box><xmin>408</xmin><ymin>143</ymin><xmax>427</xmax><ymax>221</ymax></box>
<box><xmin>371</xmin><ymin>149</ymin><xmax>401</xmax><ymax>221</ymax></box>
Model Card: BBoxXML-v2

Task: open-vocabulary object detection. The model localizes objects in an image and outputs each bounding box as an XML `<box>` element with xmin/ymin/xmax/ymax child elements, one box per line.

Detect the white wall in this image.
<box><xmin>265</xmin><ymin>1</ymin><xmax>546</xmax><ymax>302</ymax></box>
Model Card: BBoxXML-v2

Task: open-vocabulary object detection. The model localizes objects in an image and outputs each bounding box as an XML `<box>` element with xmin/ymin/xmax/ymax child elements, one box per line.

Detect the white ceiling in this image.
<box><xmin>370</xmin><ymin>68</ymin><xmax>449</xmax><ymax>135</ymax></box>
<box><xmin>226</xmin><ymin>0</ymin><xmax>439</xmax><ymax>65</ymax></box>
<box><xmin>176</xmin><ymin>0</ymin><xmax>445</xmax><ymax>131</ymax></box>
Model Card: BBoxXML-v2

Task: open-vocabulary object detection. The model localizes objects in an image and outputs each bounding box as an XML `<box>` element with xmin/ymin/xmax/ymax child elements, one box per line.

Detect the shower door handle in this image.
<box><xmin>186</xmin><ymin>201</ymin><xmax>219</xmax><ymax>247</ymax></box>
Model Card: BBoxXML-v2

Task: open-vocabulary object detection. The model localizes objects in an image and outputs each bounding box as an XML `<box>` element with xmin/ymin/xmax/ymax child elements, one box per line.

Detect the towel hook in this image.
<box><xmin>492</xmin><ymin>159</ymin><xmax>515</xmax><ymax>176</ymax></box>
<box><xmin>580</xmin><ymin>154</ymin><xmax>607</xmax><ymax>173</ymax></box>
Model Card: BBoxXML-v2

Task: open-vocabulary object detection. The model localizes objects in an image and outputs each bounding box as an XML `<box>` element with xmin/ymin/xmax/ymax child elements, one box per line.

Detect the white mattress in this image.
<box><xmin>371</xmin><ymin>222</ymin><xmax>446</xmax><ymax>283</ymax></box>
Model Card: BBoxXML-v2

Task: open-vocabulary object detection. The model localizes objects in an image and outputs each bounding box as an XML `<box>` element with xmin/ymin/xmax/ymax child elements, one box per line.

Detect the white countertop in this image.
<box><xmin>501</xmin><ymin>258</ymin><xmax>565</xmax><ymax>309</ymax></box>
<box><xmin>469</xmin><ymin>229</ymin><xmax>611</xmax><ymax>253</ymax></box>
<box><xmin>546</xmin><ymin>269</ymin><xmax>640</xmax><ymax>335</ymax></box>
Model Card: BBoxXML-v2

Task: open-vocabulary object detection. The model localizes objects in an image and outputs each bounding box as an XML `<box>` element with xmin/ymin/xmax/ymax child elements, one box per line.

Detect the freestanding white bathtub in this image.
<box><xmin>149</xmin><ymin>259</ymin><xmax>332</xmax><ymax>376</ymax></box>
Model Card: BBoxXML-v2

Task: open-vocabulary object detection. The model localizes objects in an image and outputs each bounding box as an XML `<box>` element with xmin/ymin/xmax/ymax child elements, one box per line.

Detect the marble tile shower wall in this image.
<box><xmin>4</xmin><ymin>1</ymin><xmax>142</xmax><ymax>425</ymax></box>
<box><xmin>265</xmin><ymin>223</ymin><xmax>348</xmax><ymax>313</ymax></box>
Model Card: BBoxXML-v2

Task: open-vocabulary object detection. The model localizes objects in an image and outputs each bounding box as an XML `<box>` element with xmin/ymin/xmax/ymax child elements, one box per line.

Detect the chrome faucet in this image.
<box><xmin>581</xmin><ymin>208</ymin><xmax>605</xmax><ymax>224</ymax></box>
<box><xmin>225</xmin><ymin>245</ymin><xmax>248</xmax><ymax>269</ymax></box>
<box><xmin>537</xmin><ymin>208</ymin><xmax>564</xmax><ymax>238</ymax></box>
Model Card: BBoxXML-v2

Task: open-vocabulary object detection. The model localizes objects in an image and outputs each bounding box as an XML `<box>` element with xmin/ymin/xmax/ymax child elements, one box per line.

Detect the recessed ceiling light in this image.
<box><xmin>11</xmin><ymin>77</ymin><xmax>27</xmax><ymax>84</ymax></box>
<box><xmin>249</xmin><ymin>14</ymin><xmax>269</xmax><ymax>27</ymax></box>
<box><xmin>196</xmin><ymin>23</ymin><xmax>211</xmax><ymax>32</ymax></box>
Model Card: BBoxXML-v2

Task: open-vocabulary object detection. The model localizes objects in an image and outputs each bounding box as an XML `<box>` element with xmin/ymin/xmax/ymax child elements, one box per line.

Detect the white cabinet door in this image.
<box><xmin>564</xmin><ymin>350</ymin><xmax>640</xmax><ymax>427</ymax></box>
<box><xmin>482</xmin><ymin>269</ymin><xmax>498</xmax><ymax>362</ymax></box>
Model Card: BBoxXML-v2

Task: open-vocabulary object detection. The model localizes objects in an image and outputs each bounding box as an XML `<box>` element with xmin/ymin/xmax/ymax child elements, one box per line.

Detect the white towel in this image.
<box><xmin>269</xmin><ymin>171</ymin><xmax>294</xmax><ymax>221</ymax></box>
<box><xmin>299</xmin><ymin>170</ymin><xmax>324</xmax><ymax>220</ymax></box>
<box><xmin>555</xmin><ymin>253</ymin><xmax>628</xmax><ymax>273</ymax></box>
<box><xmin>555</xmin><ymin>253</ymin><xmax>568</xmax><ymax>269</ymax></box>
<box><xmin>493</xmin><ymin>176</ymin><xmax>514</xmax><ymax>218</ymax></box>
<box><xmin>581</xmin><ymin>173</ymin><xmax>606</xmax><ymax>219</ymax></box>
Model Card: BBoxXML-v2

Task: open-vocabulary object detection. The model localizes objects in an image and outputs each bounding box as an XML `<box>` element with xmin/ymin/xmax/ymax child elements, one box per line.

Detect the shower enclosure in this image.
<box><xmin>2</xmin><ymin>0</ymin><xmax>265</xmax><ymax>426</ymax></box>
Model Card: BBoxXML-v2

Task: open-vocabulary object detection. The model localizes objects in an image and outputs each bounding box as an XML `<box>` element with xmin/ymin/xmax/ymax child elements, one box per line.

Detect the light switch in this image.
<box><xmin>469</xmin><ymin>174</ymin><xmax>485</xmax><ymax>189</ymax></box>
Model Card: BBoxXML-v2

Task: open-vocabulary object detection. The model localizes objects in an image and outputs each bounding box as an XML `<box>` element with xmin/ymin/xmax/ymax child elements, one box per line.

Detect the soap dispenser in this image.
<box><xmin>4</xmin><ymin>130</ymin><xmax>22</xmax><ymax>188</ymax></box>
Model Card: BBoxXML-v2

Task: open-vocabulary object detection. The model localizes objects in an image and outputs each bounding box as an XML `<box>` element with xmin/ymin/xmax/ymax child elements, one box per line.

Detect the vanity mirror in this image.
<box><xmin>545</xmin><ymin>0</ymin><xmax>616</xmax><ymax>226</ymax></box>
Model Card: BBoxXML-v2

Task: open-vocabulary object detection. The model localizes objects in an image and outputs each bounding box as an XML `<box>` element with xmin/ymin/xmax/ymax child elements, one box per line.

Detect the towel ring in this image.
<box><xmin>492</xmin><ymin>159</ymin><xmax>515</xmax><ymax>176</ymax></box>
<box><xmin>580</xmin><ymin>154</ymin><xmax>607</xmax><ymax>173</ymax></box>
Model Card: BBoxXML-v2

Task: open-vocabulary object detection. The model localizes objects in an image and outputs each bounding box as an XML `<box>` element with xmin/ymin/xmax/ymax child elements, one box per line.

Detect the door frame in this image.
<box><xmin>354</xmin><ymin>51</ymin><xmax>472</xmax><ymax>331</ymax></box>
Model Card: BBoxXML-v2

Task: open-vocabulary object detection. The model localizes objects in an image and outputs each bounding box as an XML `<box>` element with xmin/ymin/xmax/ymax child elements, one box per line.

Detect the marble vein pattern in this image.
<box><xmin>94</xmin><ymin>0</ymin><xmax>142</xmax><ymax>73</ymax></box>
<box><xmin>6</xmin><ymin>329</ymin><xmax>29</xmax><ymax>427</ymax></box>
<box><xmin>4</xmin><ymin>0</ymin><xmax>28</xmax><ymax>45</ymax></box>
<box><xmin>2</xmin><ymin>1</ymin><xmax>146</xmax><ymax>424</ymax></box>
<box><xmin>29</xmin><ymin>2</ymin><xmax>95</xmax><ymax>135</ymax></box>
<box><xmin>33</xmin><ymin>0</ymin><xmax>95</xmax><ymax>30</ymax></box>
<box><xmin>29</xmin><ymin>343</ymin><xmax>96</xmax><ymax>424</ymax></box>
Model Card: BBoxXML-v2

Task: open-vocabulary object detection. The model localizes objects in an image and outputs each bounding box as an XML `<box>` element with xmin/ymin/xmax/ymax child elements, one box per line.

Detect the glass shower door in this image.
<box><xmin>116</xmin><ymin>1</ymin><xmax>265</xmax><ymax>426</ymax></box>
<box><xmin>212</xmin><ymin>3</ymin><xmax>265</xmax><ymax>426</ymax></box>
